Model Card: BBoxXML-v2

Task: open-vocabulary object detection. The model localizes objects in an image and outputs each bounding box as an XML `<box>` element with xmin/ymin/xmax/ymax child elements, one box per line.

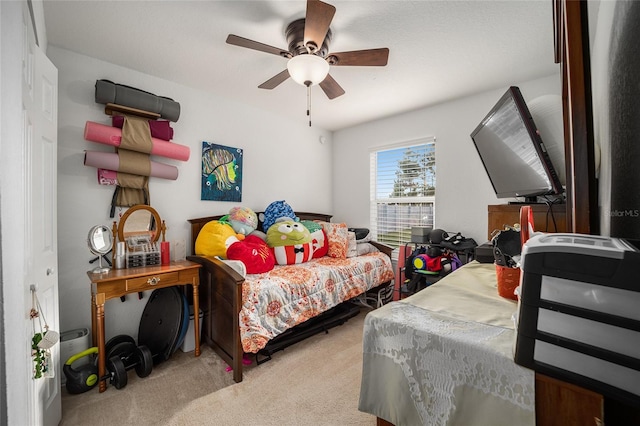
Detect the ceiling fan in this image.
<box><xmin>226</xmin><ymin>0</ymin><xmax>389</xmax><ymax>100</ymax></box>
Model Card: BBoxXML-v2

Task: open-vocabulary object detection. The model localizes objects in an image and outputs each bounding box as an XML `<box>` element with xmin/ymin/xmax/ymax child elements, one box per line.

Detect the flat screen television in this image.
<box><xmin>470</xmin><ymin>86</ymin><xmax>564</xmax><ymax>203</ymax></box>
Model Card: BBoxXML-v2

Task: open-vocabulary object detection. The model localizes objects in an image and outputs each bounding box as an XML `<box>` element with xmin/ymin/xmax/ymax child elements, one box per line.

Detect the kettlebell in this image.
<box><xmin>63</xmin><ymin>347</ymin><xmax>99</xmax><ymax>394</ymax></box>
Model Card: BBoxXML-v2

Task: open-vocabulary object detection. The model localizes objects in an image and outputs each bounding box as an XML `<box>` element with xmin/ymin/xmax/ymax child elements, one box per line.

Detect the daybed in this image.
<box><xmin>187</xmin><ymin>212</ymin><xmax>395</xmax><ymax>382</ymax></box>
<box><xmin>358</xmin><ymin>261</ymin><xmax>535</xmax><ymax>426</ymax></box>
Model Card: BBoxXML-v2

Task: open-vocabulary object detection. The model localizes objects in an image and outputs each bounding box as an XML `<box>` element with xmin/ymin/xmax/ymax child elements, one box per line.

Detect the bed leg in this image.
<box><xmin>233</xmin><ymin>364</ymin><xmax>242</xmax><ymax>382</ymax></box>
<box><xmin>377</xmin><ymin>417</ymin><xmax>394</xmax><ymax>426</ymax></box>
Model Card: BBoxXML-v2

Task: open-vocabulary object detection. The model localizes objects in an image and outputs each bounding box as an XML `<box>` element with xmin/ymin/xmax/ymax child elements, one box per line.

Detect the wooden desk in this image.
<box><xmin>488</xmin><ymin>203</ymin><xmax>567</xmax><ymax>239</ymax></box>
<box><xmin>87</xmin><ymin>260</ymin><xmax>201</xmax><ymax>392</ymax></box>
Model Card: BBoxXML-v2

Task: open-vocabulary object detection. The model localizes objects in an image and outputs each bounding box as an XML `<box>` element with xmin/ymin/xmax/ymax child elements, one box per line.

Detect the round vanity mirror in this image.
<box><xmin>88</xmin><ymin>225</ymin><xmax>113</xmax><ymax>273</ymax></box>
<box><xmin>117</xmin><ymin>205</ymin><xmax>164</xmax><ymax>249</ymax></box>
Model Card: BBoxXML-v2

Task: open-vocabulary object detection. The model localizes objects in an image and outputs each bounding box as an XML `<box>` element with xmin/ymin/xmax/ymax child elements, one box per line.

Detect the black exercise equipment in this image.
<box><xmin>138</xmin><ymin>287</ymin><xmax>186</xmax><ymax>364</ymax></box>
<box><xmin>63</xmin><ymin>347</ymin><xmax>99</xmax><ymax>394</ymax></box>
<box><xmin>172</xmin><ymin>290</ymin><xmax>190</xmax><ymax>354</ymax></box>
<box><xmin>104</xmin><ymin>334</ymin><xmax>153</xmax><ymax>390</ymax></box>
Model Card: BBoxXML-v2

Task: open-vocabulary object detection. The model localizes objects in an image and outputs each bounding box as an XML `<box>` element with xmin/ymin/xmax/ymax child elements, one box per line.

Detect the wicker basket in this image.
<box><xmin>495</xmin><ymin>264</ymin><xmax>521</xmax><ymax>301</ymax></box>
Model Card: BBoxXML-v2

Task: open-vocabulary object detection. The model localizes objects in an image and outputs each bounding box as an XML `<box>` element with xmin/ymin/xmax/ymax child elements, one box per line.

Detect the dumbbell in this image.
<box><xmin>104</xmin><ymin>335</ymin><xmax>153</xmax><ymax>390</ymax></box>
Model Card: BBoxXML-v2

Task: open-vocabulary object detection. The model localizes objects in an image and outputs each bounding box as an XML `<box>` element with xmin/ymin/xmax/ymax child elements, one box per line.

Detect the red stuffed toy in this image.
<box><xmin>226</xmin><ymin>235</ymin><xmax>275</xmax><ymax>274</ymax></box>
<box><xmin>310</xmin><ymin>228</ymin><xmax>328</xmax><ymax>259</ymax></box>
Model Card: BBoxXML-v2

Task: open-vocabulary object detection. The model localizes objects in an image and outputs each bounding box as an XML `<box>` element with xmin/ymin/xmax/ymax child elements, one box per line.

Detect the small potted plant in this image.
<box><xmin>32</xmin><ymin>332</ymin><xmax>50</xmax><ymax>379</ymax></box>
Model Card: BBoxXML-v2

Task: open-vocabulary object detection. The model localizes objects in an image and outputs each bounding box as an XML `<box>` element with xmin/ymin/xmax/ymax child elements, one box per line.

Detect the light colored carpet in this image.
<box><xmin>60</xmin><ymin>308</ymin><xmax>375</xmax><ymax>426</ymax></box>
<box><xmin>60</xmin><ymin>343</ymin><xmax>235</xmax><ymax>425</ymax></box>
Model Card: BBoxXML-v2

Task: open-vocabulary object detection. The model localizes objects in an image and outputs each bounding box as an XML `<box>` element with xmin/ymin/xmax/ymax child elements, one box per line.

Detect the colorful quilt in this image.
<box><xmin>240</xmin><ymin>251</ymin><xmax>394</xmax><ymax>353</ymax></box>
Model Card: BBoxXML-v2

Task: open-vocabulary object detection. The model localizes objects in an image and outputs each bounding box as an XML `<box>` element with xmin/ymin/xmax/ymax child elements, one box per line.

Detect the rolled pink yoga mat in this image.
<box><xmin>84</xmin><ymin>151</ymin><xmax>179</xmax><ymax>180</ymax></box>
<box><xmin>84</xmin><ymin>121</ymin><xmax>190</xmax><ymax>161</ymax></box>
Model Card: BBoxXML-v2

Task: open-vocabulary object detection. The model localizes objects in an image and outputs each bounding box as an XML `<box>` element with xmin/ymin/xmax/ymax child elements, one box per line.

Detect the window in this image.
<box><xmin>370</xmin><ymin>138</ymin><xmax>436</xmax><ymax>249</ymax></box>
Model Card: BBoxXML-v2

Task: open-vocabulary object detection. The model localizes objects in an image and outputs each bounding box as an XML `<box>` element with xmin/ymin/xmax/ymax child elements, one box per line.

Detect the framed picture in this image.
<box><xmin>201</xmin><ymin>141</ymin><xmax>243</xmax><ymax>202</ymax></box>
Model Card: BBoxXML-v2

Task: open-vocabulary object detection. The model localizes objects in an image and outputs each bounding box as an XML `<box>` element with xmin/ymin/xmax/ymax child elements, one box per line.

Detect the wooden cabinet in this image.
<box><xmin>535</xmin><ymin>373</ymin><xmax>603</xmax><ymax>426</ymax></box>
<box><xmin>487</xmin><ymin>203</ymin><xmax>567</xmax><ymax>239</ymax></box>
<box><xmin>488</xmin><ymin>203</ymin><xmax>604</xmax><ymax>425</ymax></box>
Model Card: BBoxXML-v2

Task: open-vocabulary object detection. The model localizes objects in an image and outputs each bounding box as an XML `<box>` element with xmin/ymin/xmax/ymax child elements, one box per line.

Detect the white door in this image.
<box><xmin>22</xmin><ymin>3</ymin><xmax>61</xmax><ymax>424</ymax></box>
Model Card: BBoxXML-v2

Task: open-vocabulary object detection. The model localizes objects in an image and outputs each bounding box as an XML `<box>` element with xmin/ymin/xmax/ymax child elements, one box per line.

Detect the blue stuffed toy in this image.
<box><xmin>261</xmin><ymin>200</ymin><xmax>297</xmax><ymax>232</ymax></box>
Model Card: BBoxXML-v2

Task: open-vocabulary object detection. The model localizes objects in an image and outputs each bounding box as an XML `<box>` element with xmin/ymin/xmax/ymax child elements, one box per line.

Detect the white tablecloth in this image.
<box><xmin>358</xmin><ymin>261</ymin><xmax>535</xmax><ymax>426</ymax></box>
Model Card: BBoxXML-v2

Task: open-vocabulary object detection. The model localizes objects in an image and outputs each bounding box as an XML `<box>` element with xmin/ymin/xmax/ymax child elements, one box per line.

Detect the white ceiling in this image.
<box><xmin>42</xmin><ymin>0</ymin><xmax>559</xmax><ymax>131</ymax></box>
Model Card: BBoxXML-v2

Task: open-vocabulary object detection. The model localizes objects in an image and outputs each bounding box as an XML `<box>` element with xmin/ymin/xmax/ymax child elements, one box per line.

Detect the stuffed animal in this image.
<box><xmin>226</xmin><ymin>206</ymin><xmax>258</xmax><ymax>236</ymax></box>
<box><xmin>266</xmin><ymin>218</ymin><xmax>313</xmax><ymax>265</ymax></box>
<box><xmin>194</xmin><ymin>220</ymin><xmax>242</xmax><ymax>258</ymax></box>
<box><xmin>302</xmin><ymin>220</ymin><xmax>328</xmax><ymax>259</ymax></box>
<box><xmin>261</xmin><ymin>200</ymin><xmax>297</xmax><ymax>233</ymax></box>
<box><xmin>226</xmin><ymin>235</ymin><xmax>275</xmax><ymax>274</ymax></box>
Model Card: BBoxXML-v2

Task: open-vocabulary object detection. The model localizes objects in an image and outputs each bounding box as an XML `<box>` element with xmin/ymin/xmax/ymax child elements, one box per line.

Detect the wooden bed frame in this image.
<box><xmin>186</xmin><ymin>212</ymin><xmax>393</xmax><ymax>383</ymax></box>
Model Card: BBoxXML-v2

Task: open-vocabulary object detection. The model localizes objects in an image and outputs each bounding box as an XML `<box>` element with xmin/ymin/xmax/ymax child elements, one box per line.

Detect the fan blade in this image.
<box><xmin>319</xmin><ymin>74</ymin><xmax>345</xmax><ymax>100</ymax></box>
<box><xmin>258</xmin><ymin>69</ymin><xmax>291</xmax><ymax>90</ymax></box>
<box><xmin>226</xmin><ymin>34</ymin><xmax>291</xmax><ymax>58</ymax></box>
<box><xmin>326</xmin><ymin>48</ymin><xmax>389</xmax><ymax>66</ymax></box>
<box><xmin>304</xmin><ymin>0</ymin><xmax>336</xmax><ymax>53</ymax></box>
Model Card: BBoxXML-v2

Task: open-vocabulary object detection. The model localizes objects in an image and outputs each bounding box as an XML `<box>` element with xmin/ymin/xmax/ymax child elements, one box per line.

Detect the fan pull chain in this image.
<box><xmin>306</xmin><ymin>81</ymin><xmax>312</xmax><ymax>127</ymax></box>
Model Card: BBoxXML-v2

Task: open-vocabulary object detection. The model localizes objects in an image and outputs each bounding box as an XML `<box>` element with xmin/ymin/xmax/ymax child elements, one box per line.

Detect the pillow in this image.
<box><xmin>227</xmin><ymin>235</ymin><xmax>275</xmax><ymax>274</ymax></box>
<box><xmin>261</xmin><ymin>200</ymin><xmax>296</xmax><ymax>232</ymax></box>
<box><xmin>356</xmin><ymin>243</ymin><xmax>379</xmax><ymax>256</ymax></box>
<box><xmin>310</xmin><ymin>228</ymin><xmax>328</xmax><ymax>259</ymax></box>
<box><xmin>227</xmin><ymin>206</ymin><xmax>258</xmax><ymax>236</ymax></box>
<box><xmin>346</xmin><ymin>231</ymin><xmax>358</xmax><ymax>258</ymax></box>
<box><xmin>272</xmin><ymin>242</ymin><xmax>313</xmax><ymax>265</ymax></box>
<box><xmin>321</xmin><ymin>222</ymin><xmax>348</xmax><ymax>258</ymax></box>
<box><xmin>194</xmin><ymin>220</ymin><xmax>238</xmax><ymax>258</ymax></box>
<box><xmin>301</xmin><ymin>220</ymin><xmax>322</xmax><ymax>233</ymax></box>
<box><xmin>220</xmin><ymin>259</ymin><xmax>247</xmax><ymax>278</ymax></box>
<box><xmin>301</xmin><ymin>220</ymin><xmax>327</xmax><ymax>258</ymax></box>
<box><xmin>266</xmin><ymin>219</ymin><xmax>312</xmax><ymax>247</ymax></box>
<box><xmin>348</xmin><ymin>227</ymin><xmax>371</xmax><ymax>242</ymax></box>
<box><xmin>266</xmin><ymin>219</ymin><xmax>313</xmax><ymax>265</ymax></box>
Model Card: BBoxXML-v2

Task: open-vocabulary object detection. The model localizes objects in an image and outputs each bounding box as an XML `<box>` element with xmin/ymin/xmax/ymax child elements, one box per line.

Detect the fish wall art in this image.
<box><xmin>201</xmin><ymin>141</ymin><xmax>243</xmax><ymax>202</ymax></box>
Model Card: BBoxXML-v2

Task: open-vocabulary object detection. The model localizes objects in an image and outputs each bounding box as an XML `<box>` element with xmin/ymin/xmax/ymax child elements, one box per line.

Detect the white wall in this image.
<box><xmin>50</xmin><ymin>46</ymin><xmax>333</xmax><ymax>340</ymax></box>
<box><xmin>51</xmin><ymin>44</ymin><xmax>560</xmax><ymax>342</ymax></box>
<box><xmin>332</xmin><ymin>73</ymin><xmax>561</xmax><ymax>245</ymax></box>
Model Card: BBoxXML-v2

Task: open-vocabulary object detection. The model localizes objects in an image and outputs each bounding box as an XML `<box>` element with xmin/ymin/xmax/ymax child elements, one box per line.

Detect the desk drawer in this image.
<box><xmin>126</xmin><ymin>272</ymin><xmax>180</xmax><ymax>292</ymax></box>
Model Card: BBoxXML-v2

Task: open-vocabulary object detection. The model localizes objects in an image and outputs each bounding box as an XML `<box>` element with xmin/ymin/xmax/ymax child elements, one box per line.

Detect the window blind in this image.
<box><xmin>370</xmin><ymin>138</ymin><xmax>436</xmax><ymax>248</ymax></box>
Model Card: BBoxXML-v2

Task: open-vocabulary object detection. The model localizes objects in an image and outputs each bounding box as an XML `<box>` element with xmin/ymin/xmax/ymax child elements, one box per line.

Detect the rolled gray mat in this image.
<box><xmin>95</xmin><ymin>79</ymin><xmax>181</xmax><ymax>122</ymax></box>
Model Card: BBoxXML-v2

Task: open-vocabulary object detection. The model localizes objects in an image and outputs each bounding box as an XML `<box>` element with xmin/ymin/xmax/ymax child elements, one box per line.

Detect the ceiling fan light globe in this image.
<box><xmin>287</xmin><ymin>54</ymin><xmax>329</xmax><ymax>86</ymax></box>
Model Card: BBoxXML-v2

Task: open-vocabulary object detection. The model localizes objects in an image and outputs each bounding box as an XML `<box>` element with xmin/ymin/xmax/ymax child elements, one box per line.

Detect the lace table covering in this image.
<box><xmin>358</xmin><ymin>262</ymin><xmax>534</xmax><ymax>426</ymax></box>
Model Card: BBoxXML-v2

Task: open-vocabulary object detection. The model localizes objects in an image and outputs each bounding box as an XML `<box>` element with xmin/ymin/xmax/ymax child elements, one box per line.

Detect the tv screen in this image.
<box><xmin>470</xmin><ymin>86</ymin><xmax>564</xmax><ymax>202</ymax></box>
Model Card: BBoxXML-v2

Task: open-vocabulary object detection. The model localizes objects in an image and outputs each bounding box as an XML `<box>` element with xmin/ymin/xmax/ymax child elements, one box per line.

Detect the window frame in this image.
<box><xmin>369</xmin><ymin>137</ymin><xmax>437</xmax><ymax>249</ymax></box>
